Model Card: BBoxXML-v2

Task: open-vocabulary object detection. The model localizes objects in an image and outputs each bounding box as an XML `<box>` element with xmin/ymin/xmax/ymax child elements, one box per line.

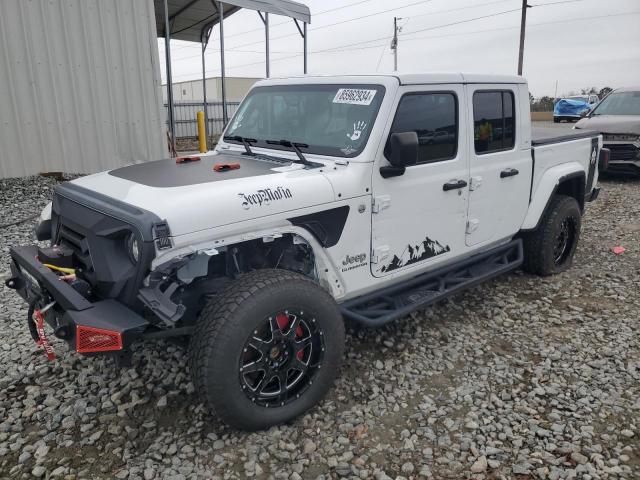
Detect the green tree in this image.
<box><xmin>598</xmin><ymin>86</ymin><xmax>613</xmax><ymax>98</ymax></box>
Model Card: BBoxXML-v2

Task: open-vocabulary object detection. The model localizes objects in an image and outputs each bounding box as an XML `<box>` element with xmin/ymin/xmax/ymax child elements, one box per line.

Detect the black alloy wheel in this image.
<box><xmin>553</xmin><ymin>216</ymin><xmax>576</xmax><ymax>265</ymax></box>
<box><xmin>522</xmin><ymin>194</ymin><xmax>582</xmax><ymax>276</ymax></box>
<box><xmin>239</xmin><ymin>310</ymin><xmax>324</xmax><ymax>407</ymax></box>
<box><xmin>189</xmin><ymin>269</ymin><xmax>345</xmax><ymax>430</ymax></box>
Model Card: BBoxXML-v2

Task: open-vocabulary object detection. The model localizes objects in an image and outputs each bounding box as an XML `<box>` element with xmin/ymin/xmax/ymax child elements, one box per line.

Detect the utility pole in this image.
<box><xmin>391</xmin><ymin>17</ymin><xmax>401</xmax><ymax>71</ymax></box>
<box><xmin>517</xmin><ymin>0</ymin><xmax>531</xmax><ymax>75</ymax></box>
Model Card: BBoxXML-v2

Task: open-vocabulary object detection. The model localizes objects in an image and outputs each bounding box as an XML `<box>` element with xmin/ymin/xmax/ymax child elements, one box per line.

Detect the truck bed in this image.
<box><xmin>531</xmin><ymin>128</ymin><xmax>599</xmax><ymax>146</ymax></box>
<box><xmin>529</xmin><ymin>128</ymin><xmax>600</xmax><ymax>213</ymax></box>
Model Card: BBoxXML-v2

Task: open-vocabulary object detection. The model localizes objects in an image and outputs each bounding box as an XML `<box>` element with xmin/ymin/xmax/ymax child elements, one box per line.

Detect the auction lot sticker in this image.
<box><xmin>333</xmin><ymin>88</ymin><xmax>377</xmax><ymax>105</ymax></box>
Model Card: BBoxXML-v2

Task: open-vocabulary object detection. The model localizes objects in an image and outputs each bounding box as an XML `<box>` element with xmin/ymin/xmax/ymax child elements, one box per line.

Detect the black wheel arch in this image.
<box><xmin>522</xmin><ymin>171</ymin><xmax>586</xmax><ymax>233</ymax></box>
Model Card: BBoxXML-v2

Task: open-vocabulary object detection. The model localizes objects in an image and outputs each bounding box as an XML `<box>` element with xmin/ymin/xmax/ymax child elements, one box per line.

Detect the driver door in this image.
<box><xmin>371</xmin><ymin>85</ymin><xmax>469</xmax><ymax>278</ymax></box>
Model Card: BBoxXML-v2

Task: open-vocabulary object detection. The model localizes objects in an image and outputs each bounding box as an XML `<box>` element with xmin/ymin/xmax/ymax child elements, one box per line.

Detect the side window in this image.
<box><xmin>473</xmin><ymin>90</ymin><xmax>515</xmax><ymax>154</ymax></box>
<box><xmin>386</xmin><ymin>92</ymin><xmax>458</xmax><ymax>164</ymax></box>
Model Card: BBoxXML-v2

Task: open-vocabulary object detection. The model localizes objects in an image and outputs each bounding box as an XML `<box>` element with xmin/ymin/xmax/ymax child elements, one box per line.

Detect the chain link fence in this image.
<box><xmin>165</xmin><ymin>101</ymin><xmax>240</xmax><ymax>138</ymax></box>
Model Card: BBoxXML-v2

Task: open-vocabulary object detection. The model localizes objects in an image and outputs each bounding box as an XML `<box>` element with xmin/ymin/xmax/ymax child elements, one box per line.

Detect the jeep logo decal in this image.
<box><xmin>239</xmin><ymin>187</ymin><xmax>293</xmax><ymax>210</ymax></box>
<box><xmin>343</xmin><ymin>253</ymin><xmax>366</xmax><ymax>266</ymax></box>
<box><xmin>341</xmin><ymin>253</ymin><xmax>367</xmax><ymax>273</ymax></box>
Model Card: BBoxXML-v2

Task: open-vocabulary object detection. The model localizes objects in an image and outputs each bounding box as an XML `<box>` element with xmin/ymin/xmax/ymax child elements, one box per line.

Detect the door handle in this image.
<box><xmin>442</xmin><ymin>179</ymin><xmax>468</xmax><ymax>191</ymax></box>
<box><xmin>500</xmin><ymin>168</ymin><xmax>519</xmax><ymax>178</ymax></box>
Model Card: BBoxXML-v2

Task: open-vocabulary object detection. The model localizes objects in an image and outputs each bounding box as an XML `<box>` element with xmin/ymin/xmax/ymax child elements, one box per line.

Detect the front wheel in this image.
<box><xmin>189</xmin><ymin>269</ymin><xmax>345</xmax><ymax>430</ymax></box>
<box><xmin>522</xmin><ymin>195</ymin><xmax>582</xmax><ymax>276</ymax></box>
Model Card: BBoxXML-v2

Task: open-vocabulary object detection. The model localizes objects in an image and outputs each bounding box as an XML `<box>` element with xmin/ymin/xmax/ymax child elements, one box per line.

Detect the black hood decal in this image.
<box><xmin>109</xmin><ymin>153</ymin><xmax>283</xmax><ymax>188</ymax></box>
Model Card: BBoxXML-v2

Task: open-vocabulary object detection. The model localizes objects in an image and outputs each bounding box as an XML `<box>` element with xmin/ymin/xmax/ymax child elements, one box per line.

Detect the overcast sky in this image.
<box><xmin>158</xmin><ymin>0</ymin><xmax>640</xmax><ymax>97</ymax></box>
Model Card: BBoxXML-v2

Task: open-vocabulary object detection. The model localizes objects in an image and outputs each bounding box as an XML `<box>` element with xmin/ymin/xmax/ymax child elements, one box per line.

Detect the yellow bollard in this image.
<box><xmin>197</xmin><ymin>111</ymin><xmax>207</xmax><ymax>153</ymax></box>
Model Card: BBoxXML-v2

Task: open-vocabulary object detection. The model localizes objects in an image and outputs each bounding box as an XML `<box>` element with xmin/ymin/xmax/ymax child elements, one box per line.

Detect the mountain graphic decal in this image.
<box><xmin>380</xmin><ymin>236</ymin><xmax>450</xmax><ymax>273</ymax></box>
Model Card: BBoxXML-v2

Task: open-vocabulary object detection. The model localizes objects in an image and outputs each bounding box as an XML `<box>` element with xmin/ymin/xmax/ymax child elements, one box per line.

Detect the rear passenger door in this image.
<box><xmin>465</xmin><ymin>86</ymin><xmax>531</xmax><ymax>246</ymax></box>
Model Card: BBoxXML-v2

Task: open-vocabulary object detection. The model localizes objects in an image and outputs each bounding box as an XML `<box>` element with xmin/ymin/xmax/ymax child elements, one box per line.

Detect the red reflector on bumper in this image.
<box><xmin>76</xmin><ymin>326</ymin><xmax>123</xmax><ymax>353</ymax></box>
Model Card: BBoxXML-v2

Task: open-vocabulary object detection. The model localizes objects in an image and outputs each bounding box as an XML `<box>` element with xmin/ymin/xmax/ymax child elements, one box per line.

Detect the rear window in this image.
<box><xmin>473</xmin><ymin>90</ymin><xmax>516</xmax><ymax>154</ymax></box>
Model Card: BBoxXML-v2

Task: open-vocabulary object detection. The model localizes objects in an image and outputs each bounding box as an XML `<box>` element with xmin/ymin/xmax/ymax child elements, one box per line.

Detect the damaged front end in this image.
<box><xmin>6</xmin><ymin>244</ymin><xmax>148</xmax><ymax>366</ymax></box>
<box><xmin>6</xmin><ymin>182</ymin><xmax>163</xmax><ymax>365</ymax></box>
<box><xmin>7</xmin><ymin>182</ymin><xmax>318</xmax><ymax>366</ymax></box>
<box><xmin>138</xmin><ymin>233</ymin><xmax>317</xmax><ymax>329</ymax></box>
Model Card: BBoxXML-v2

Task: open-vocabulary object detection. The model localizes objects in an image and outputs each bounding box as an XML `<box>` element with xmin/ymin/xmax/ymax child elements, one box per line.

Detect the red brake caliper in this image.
<box><xmin>276</xmin><ymin>313</ymin><xmax>304</xmax><ymax>360</ymax></box>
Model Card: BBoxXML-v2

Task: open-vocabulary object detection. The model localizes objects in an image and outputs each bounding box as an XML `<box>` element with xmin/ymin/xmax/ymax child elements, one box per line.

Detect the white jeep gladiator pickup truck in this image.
<box><xmin>7</xmin><ymin>73</ymin><xmax>604</xmax><ymax>430</ymax></box>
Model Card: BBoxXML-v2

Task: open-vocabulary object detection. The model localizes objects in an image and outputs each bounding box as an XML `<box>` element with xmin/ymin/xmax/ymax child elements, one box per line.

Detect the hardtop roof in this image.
<box><xmin>255</xmin><ymin>72</ymin><xmax>527</xmax><ymax>86</ymax></box>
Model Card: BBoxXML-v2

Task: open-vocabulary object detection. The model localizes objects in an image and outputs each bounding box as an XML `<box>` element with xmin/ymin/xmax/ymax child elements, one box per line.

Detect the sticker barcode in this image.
<box><xmin>333</xmin><ymin>88</ymin><xmax>377</xmax><ymax>106</ymax></box>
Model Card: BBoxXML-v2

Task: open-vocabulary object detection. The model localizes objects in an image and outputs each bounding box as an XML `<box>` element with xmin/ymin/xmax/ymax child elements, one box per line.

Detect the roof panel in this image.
<box><xmin>154</xmin><ymin>0</ymin><xmax>310</xmax><ymax>43</ymax></box>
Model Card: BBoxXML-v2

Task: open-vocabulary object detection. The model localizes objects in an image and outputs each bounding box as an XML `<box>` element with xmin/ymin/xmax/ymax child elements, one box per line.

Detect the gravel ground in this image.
<box><xmin>0</xmin><ymin>173</ymin><xmax>638</xmax><ymax>480</ymax></box>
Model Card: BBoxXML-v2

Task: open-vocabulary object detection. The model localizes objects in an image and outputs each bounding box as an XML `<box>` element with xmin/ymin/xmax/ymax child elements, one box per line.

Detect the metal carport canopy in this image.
<box><xmin>155</xmin><ymin>0</ymin><xmax>310</xmax><ymax>42</ymax></box>
<box><xmin>155</xmin><ymin>0</ymin><xmax>311</xmax><ymax>151</ymax></box>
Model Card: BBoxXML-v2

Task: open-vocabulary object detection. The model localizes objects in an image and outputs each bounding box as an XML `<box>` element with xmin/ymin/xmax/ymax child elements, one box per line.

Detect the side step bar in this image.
<box><xmin>340</xmin><ymin>239</ymin><xmax>523</xmax><ymax>327</ymax></box>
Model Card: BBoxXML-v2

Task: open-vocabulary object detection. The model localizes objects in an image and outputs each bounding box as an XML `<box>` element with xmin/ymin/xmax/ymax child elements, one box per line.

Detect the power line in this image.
<box><xmin>221</xmin><ymin>0</ymin><xmax>434</xmax><ymax>51</ymax></box>
<box><xmin>168</xmin><ymin>6</ymin><xmax>525</xmax><ymax>79</ymax></box>
<box><xmin>166</xmin><ymin>0</ymin><xmax>381</xmax><ymax>48</ymax></box>
<box><xmin>164</xmin><ymin>0</ymin><xmax>432</xmax><ymax>61</ymax></box>
<box><xmin>168</xmin><ymin>10</ymin><xmax>639</xmax><ymax>81</ymax></box>
<box><xmin>316</xmin><ymin>7</ymin><xmax>521</xmax><ymax>54</ymax></box>
<box><xmin>221</xmin><ymin>0</ymin><xmax>379</xmax><ymax>40</ymax></box>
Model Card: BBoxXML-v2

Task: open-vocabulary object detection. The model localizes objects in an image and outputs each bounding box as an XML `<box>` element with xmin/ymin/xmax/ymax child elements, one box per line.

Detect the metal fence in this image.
<box><xmin>165</xmin><ymin>101</ymin><xmax>240</xmax><ymax>138</ymax></box>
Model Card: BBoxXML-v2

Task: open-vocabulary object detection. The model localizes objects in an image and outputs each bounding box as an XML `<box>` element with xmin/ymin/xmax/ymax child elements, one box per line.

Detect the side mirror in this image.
<box><xmin>380</xmin><ymin>132</ymin><xmax>418</xmax><ymax>178</ymax></box>
<box><xmin>389</xmin><ymin>132</ymin><xmax>418</xmax><ymax>167</ymax></box>
<box><xmin>580</xmin><ymin>109</ymin><xmax>590</xmax><ymax>118</ymax></box>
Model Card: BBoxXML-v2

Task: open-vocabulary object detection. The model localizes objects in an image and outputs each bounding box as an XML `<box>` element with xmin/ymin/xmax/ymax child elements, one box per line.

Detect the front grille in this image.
<box><xmin>605</xmin><ymin>143</ymin><xmax>640</xmax><ymax>161</ymax></box>
<box><xmin>52</xmin><ymin>183</ymin><xmax>156</xmax><ymax>309</ymax></box>
<box><xmin>58</xmin><ymin>224</ymin><xmax>93</xmax><ymax>273</ymax></box>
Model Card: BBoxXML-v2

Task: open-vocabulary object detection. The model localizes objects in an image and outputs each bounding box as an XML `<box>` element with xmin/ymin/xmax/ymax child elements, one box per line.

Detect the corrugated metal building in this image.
<box><xmin>0</xmin><ymin>0</ymin><xmax>167</xmax><ymax>179</ymax></box>
<box><xmin>162</xmin><ymin>77</ymin><xmax>260</xmax><ymax>102</ymax></box>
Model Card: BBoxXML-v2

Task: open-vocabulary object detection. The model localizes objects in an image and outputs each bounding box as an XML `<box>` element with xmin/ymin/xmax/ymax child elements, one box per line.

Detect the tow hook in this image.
<box><xmin>54</xmin><ymin>324</ymin><xmax>71</xmax><ymax>340</ymax></box>
<box><xmin>4</xmin><ymin>276</ymin><xmax>22</xmax><ymax>290</ymax></box>
<box><xmin>33</xmin><ymin>301</ymin><xmax>57</xmax><ymax>361</ymax></box>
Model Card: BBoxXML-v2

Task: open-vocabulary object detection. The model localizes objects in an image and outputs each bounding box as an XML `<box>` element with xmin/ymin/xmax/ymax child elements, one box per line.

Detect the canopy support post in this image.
<box><xmin>201</xmin><ymin>26</ymin><xmax>212</xmax><ymax>144</ymax></box>
<box><xmin>219</xmin><ymin>1</ymin><xmax>228</xmax><ymax>126</ymax></box>
<box><xmin>293</xmin><ymin>19</ymin><xmax>307</xmax><ymax>74</ymax></box>
<box><xmin>258</xmin><ymin>12</ymin><xmax>270</xmax><ymax>78</ymax></box>
<box><xmin>163</xmin><ymin>0</ymin><xmax>175</xmax><ymax>154</ymax></box>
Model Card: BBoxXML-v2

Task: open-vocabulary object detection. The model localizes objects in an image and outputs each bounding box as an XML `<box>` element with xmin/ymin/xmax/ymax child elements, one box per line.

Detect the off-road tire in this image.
<box><xmin>522</xmin><ymin>194</ymin><xmax>581</xmax><ymax>276</ymax></box>
<box><xmin>189</xmin><ymin>269</ymin><xmax>345</xmax><ymax>430</ymax></box>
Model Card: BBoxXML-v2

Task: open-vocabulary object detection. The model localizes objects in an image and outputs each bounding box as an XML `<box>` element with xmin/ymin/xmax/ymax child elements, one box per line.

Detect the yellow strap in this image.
<box><xmin>42</xmin><ymin>263</ymin><xmax>76</xmax><ymax>275</ymax></box>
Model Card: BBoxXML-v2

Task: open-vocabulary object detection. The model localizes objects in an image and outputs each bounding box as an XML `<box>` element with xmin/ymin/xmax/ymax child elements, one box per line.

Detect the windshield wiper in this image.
<box><xmin>223</xmin><ymin>135</ymin><xmax>257</xmax><ymax>155</ymax></box>
<box><xmin>265</xmin><ymin>139</ymin><xmax>314</xmax><ymax>167</ymax></box>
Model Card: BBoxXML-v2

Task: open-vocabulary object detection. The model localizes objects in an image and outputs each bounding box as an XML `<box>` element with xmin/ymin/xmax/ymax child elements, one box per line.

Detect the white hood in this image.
<box><xmin>69</xmin><ymin>153</ymin><xmax>336</xmax><ymax>237</ymax></box>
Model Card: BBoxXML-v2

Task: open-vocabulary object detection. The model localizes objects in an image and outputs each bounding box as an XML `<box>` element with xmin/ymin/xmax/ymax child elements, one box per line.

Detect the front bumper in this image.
<box><xmin>602</xmin><ymin>142</ymin><xmax>640</xmax><ymax>174</ymax></box>
<box><xmin>6</xmin><ymin>245</ymin><xmax>149</xmax><ymax>354</ymax></box>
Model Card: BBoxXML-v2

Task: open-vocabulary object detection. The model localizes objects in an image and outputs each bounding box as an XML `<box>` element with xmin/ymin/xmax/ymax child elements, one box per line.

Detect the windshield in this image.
<box><xmin>225</xmin><ymin>84</ymin><xmax>385</xmax><ymax>157</ymax></box>
<box><xmin>568</xmin><ymin>96</ymin><xmax>588</xmax><ymax>103</ymax></box>
<box><xmin>592</xmin><ymin>91</ymin><xmax>640</xmax><ymax>115</ymax></box>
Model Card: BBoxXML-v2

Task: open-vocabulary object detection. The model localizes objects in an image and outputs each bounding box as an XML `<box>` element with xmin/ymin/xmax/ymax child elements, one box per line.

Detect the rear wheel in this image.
<box><xmin>522</xmin><ymin>195</ymin><xmax>581</xmax><ymax>276</ymax></box>
<box><xmin>189</xmin><ymin>269</ymin><xmax>344</xmax><ymax>430</ymax></box>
